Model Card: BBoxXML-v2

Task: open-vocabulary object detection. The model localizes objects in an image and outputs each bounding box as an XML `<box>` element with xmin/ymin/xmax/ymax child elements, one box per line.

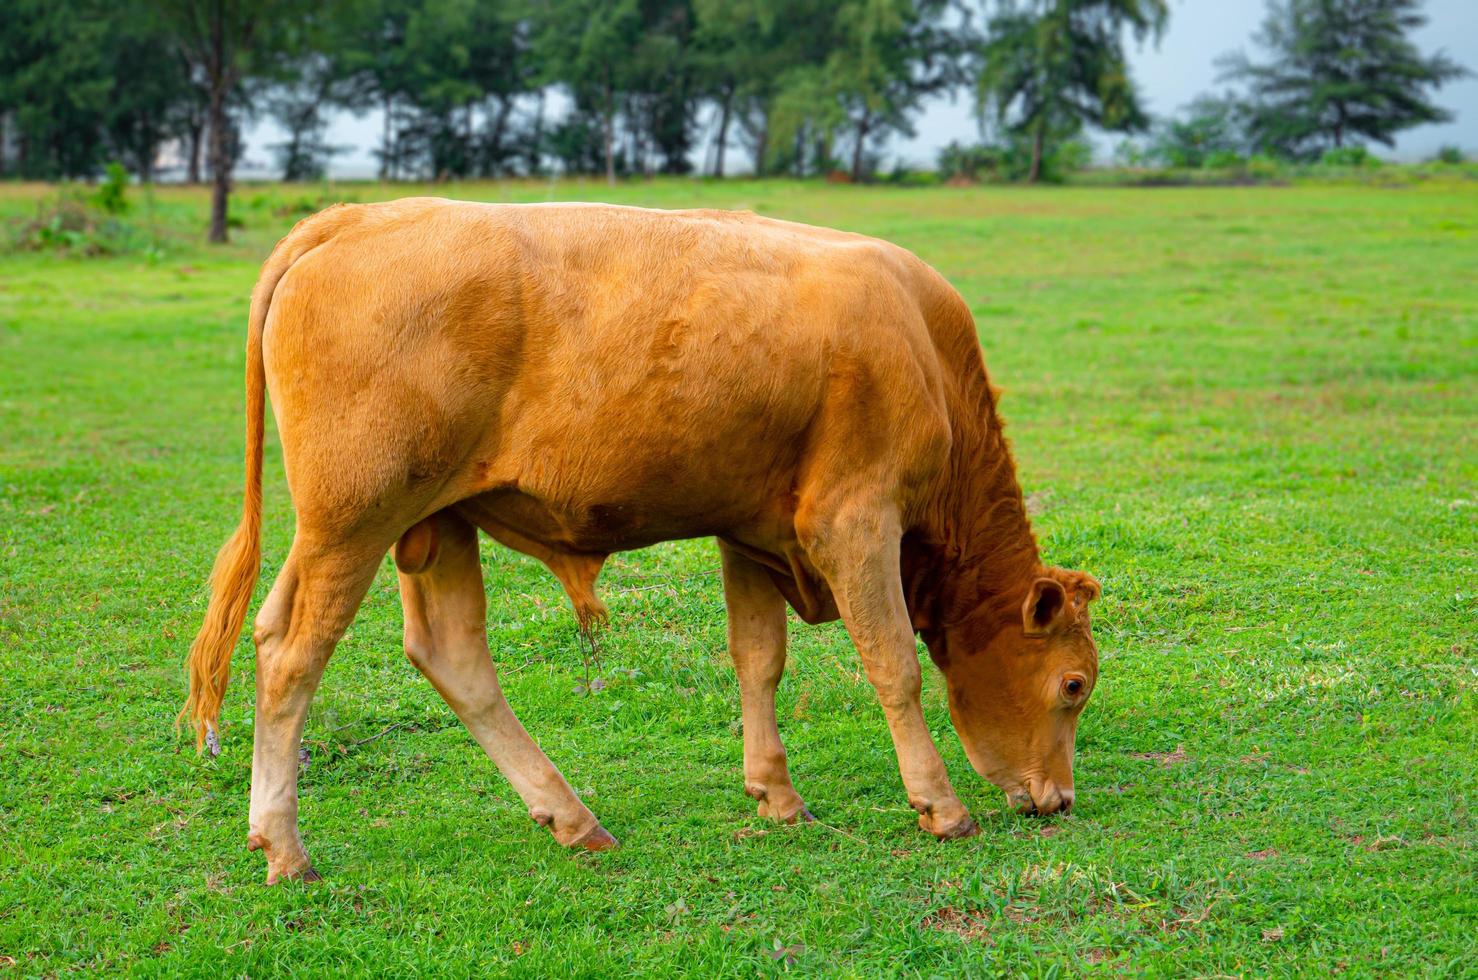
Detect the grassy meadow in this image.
<box><xmin>1</xmin><ymin>176</ymin><xmax>1475</xmax><ymax>976</ymax></box>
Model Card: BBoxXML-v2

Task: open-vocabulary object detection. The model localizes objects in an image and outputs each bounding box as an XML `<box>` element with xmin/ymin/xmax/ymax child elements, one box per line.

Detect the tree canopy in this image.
<box><xmin>1219</xmin><ymin>0</ymin><xmax>1467</xmax><ymax>159</ymax></box>
<box><xmin>0</xmin><ymin>0</ymin><xmax>1470</xmax><ymax>239</ymax></box>
<box><xmin>971</xmin><ymin>0</ymin><xmax>1167</xmax><ymax>182</ymax></box>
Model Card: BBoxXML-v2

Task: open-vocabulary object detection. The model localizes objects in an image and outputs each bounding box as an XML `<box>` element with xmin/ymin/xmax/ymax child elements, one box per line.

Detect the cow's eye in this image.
<box><xmin>1061</xmin><ymin>676</ymin><xmax>1087</xmax><ymax>701</ymax></box>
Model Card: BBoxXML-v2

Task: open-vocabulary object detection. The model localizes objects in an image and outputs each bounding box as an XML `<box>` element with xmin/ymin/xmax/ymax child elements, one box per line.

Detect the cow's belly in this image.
<box><xmin>448</xmin><ymin>331</ymin><xmax>826</xmax><ymax>553</ymax></box>
<box><xmin>465</xmin><ymin>427</ymin><xmax>803</xmax><ymax>555</ymax></box>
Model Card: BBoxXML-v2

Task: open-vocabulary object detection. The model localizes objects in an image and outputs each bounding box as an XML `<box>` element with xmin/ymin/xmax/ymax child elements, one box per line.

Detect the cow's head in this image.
<box><xmin>924</xmin><ymin>568</ymin><xmax>1101</xmax><ymax>816</ymax></box>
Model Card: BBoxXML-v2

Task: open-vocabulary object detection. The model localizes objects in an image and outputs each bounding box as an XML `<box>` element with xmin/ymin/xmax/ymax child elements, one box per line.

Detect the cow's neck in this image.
<box><xmin>902</xmin><ymin>357</ymin><xmax>1042</xmax><ymax>633</ymax></box>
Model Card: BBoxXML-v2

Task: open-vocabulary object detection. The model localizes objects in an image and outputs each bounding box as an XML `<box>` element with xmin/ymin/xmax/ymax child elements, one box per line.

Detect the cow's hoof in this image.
<box><xmin>250</xmin><ymin>831</ymin><xmax>319</xmax><ymax>884</ymax></box>
<box><xmin>748</xmin><ymin>785</ymin><xmax>813</xmax><ymax>825</ymax></box>
<box><xmin>759</xmin><ymin>800</ymin><xmax>815</xmax><ymax>824</ymax></box>
<box><xmin>267</xmin><ymin>864</ymin><xmax>323</xmax><ymax>885</ymax></box>
<box><xmin>568</xmin><ymin>822</ymin><xmax>620</xmax><ymax>852</ymax></box>
<box><xmin>919</xmin><ymin>809</ymin><xmax>979</xmax><ymax>841</ymax></box>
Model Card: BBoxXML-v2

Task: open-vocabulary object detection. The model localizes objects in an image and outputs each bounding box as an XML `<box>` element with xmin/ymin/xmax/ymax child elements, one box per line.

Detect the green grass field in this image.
<box><xmin>2</xmin><ymin>177</ymin><xmax>1475</xmax><ymax>976</ymax></box>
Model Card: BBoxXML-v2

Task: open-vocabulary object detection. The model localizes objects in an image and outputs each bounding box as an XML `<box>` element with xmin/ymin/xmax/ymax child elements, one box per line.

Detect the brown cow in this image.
<box><xmin>180</xmin><ymin>198</ymin><xmax>1101</xmax><ymax>884</ymax></box>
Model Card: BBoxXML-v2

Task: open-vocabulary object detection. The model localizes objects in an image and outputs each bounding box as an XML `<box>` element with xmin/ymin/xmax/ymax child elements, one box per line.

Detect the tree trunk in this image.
<box><xmin>850</xmin><ymin>113</ymin><xmax>871</xmax><ymax>183</ymax></box>
<box><xmin>1027</xmin><ymin>122</ymin><xmax>1044</xmax><ymax>184</ymax></box>
<box><xmin>488</xmin><ymin>97</ymin><xmax>512</xmax><ymax>177</ymax></box>
<box><xmin>713</xmin><ymin>85</ymin><xmax>733</xmax><ymax>178</ymax></box>
<box><xmin>187</xmin><ymin>116</ymin><xmax>203</xmax><ymax>184</ymax></box>
<box><xmin>602</xmin><ymin>74</ymin><xmax>616</xmax><ymax>186</ymax></box>
<box><xmin>528</xmin><ymin>91</ymin><xmax>545</xmax><ymax>175</ymax></box>
<box><xmin>752</xmin><ymin>108</ymin><xmax>769</xmax><ymax>178</ymax></box>
<box><xmin>207</xmin><ymin>78</ymin><xmax>230</xmax><ymax>242</ymax></box>
<box><xmin>141</xmin><ymin>133</ymin><xmax>155</xmax><ymax>183</ymax></box>
<box><xmin>380</xmin><ymin>94</ymin><xmax>393</xmax><ymax>180</ymax></box>
<box><xmin>202</xmin><ymin>1</ymin><xmax>235</xmax><ymax>243</ymax></box>
<box><xmin>1</xmin><ymin>113</ymin><xmax>9</xmax><ymax>177</ymax></box>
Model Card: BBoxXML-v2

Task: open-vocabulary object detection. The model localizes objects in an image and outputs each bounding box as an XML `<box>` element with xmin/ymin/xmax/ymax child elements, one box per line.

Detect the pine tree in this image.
<box><xmin>1219</xmin><ymin>0</ymin><xmax>1467</xmax><ymax>159</ymax></box>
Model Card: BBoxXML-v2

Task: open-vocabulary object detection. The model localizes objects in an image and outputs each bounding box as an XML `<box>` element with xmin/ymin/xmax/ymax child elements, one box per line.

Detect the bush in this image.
<box><xmin>883</xmin><ymin>159</ymin><xmax>939</xmax><ymax>187</ymax></box>
<box><xmin>936</xmin><ymin>141</ymin><xmax>1003</xmax><ymax>183</ymax></box>
<box><xmin>1052</xmin><ymin>138</ymin><xmax>1094</xmax><ymax>175</ymax></box>
<box><xmin>1204</xmin><ymin>150</ymin><xmax>1245</xmax><ymax>170</ymax></box>
<box><xmin>1431</xmin><ymin>144</ymin><xmax>1466</xmax><ymax>164</ymax></box>
<box><xmin>938</xmin><ymin>135</ymin><xmax>1092</xmax><ymax>184</ymax></box>
<box><xmin>7</xmin><ymin>188</ymin><xmax>168</xmax><ymax>258</ymax></box>
<box><xmin>1246</xmin><ymin>155</ymin><xmax>1283</xmax><ymax>181</ymax></box>
<box><xmin>1319</xmin><ymin>145</ymin><xmax>1377</xmax><ymax>168</ymax></box>
<box><xmin>93</xmin><ymin>162</ymin><xmax>130</xmax><ymax>216</ymax></box>
<box><xmin>1150</xmin><ymin>95</ymin><xmax>1250</xmax><ymax>168</ymax></box>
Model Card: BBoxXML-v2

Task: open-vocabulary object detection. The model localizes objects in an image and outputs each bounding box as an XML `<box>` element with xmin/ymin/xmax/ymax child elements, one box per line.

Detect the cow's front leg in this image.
<box><xmin>396</xmin><ymin>512</ymin><xmax>615</xmax><ymax>851</ymax></box>
<box><xmin>801</xmin><ymin>504</ymin><xmax>977</xmax><ymax>840</ymax></box>
<box><xmin>719</xmin><ymin>541</ymin><xmax>812</xmax><ymax>824</ymax></box>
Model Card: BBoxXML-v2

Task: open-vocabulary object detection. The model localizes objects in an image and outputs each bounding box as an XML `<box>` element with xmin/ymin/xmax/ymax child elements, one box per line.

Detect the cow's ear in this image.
<box><xmin>1073</xmin><ymin>572</ymin><xmax>1101</xmax><ymax>604</ymax></box>
<box><xmin>1022</xmin><ymin>578</ymin><xmax>1068</xmax><ymax>637</ymax></box>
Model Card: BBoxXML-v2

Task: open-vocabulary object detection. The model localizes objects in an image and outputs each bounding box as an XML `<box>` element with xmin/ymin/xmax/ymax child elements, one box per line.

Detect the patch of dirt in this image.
<box><xmin>1131</xmin><ymin>745</ymin><xmax>1188</xmax><ymax>766</ymax></box>
<box><xmin>1245</xmin><ymin>848</ymin><xmax>1277</xmax><ymax>860</ymax></box>
<box><xmin>921</xmin><ymin>907</ymin><xmax>993</xmax><ymax>942</ymax></box>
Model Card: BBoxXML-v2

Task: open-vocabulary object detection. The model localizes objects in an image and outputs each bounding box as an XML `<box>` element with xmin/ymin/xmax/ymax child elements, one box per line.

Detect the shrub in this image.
<box><xmin>1319</xmin><ymin>145</ymin><xmax>1377</xmax><ymax>168</ymax></box>
<box><xmin>1052</xmin><ymin>138</ymin><xmax>1094</xmax><ymax>175</ymax></box>
<box><xmin>1431</xmin><ymin>144</ymin><xmax>1466</xmax><ymax>164</ymax></box>
<box><xmin>1150</xmin><ymin>95</ymin><xmax>1250</xmax><ymax>168</ymax></box>
<box><xmin>1246</xmin><ymin>155</ymin><xmax>1283</xmax><ymax>181</ymax></box>
<box><xmin>7</xmin><ymin>188</ymin><xmax>169</xmax><ymax>258</ymax></box>
<box><xmin>1204</xmin><ymin>150</ymin><xmax>1245</xmax><ymax>170</ymax></box>
<box><xmin>93</xmin><ymin>162</ymin><xmax>130</xmax><ymax>216</ymax></box>
<box><xmin>937</xmin><ymin>141</ymin><xmax>1003</xmax><ymax>183</ymax></box>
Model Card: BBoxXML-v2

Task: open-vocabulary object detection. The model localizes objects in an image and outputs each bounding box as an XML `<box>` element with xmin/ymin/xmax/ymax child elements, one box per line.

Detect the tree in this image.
<box><xmin>259</xmin><ymin>53</ymin><xmax>351</xmax><ymax>181</ymax></box>
<box><xmin>0</xmin><ymin>0</ymin><xmax>113</xmax><ymax>179</ymax></box>
<box><xmin>532</xmin><ymin>0</ymin><xmax>643</xmax><ymax>184</ymax></box>
<box><xmin>830</xmin><ymin>0</ymin><xmax>961</xmax><ymax>182</ymax></box>
<box><xmin>973</xmin><ymin>0</ymin><xmax>1168</xmax><ymax>182</ymax></box>
<box><xmin>755</xmin><ymin>0</ymin><xmax>957</xmax><ymax>181</ymax></box>
<box><xmin>692</xmin><ymin>0</ymin><xmax>836</xmax><ymax>177</ymax></box>
<box><xmin>103</xmin><ymin>4</ymin><xmax>198</xmax><ymax>183</ymax></box>
<box><xmin>1218</xmin><ymin>0</ymin><xmax>1467</xmax><ymax>159</ymax></box>
<box><xmin>158</xmin><ymin>0</ymin><xmax>323</xmax><ymax>241</ymax></box>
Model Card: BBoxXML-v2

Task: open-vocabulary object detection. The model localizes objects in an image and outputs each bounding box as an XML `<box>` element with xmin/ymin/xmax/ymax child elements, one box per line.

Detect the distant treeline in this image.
<box><xmin>1</xmin><ymin>0</ymin><xmax>1464</xmax><ymax>240</ymax></box>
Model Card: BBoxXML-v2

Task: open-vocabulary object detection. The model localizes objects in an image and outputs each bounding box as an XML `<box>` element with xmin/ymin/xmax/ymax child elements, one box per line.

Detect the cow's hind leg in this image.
<box><xmin>249</xmin><ymin>537</ymin><xmax>384</xmax><ymax>884</ymax></box>
<box><xmin>719</xmin><ymin>541</ymin><xmax>812</xmax><ymax>824</ymax></box>
<box><xmin>396</xmin><ymin>511</ymin><xmax>615</xmax><ymax>851</ymax></box>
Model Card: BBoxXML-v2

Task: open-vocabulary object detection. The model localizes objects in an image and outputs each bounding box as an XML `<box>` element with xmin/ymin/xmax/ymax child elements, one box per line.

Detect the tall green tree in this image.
<box><xmin>763</xmin><ymin>0</ymin><xmax>957</xmax><ymax>181</ymax></box>
<box><xmin>104</xmin><ymin>4</ymin><xmax>198</xmax><ymax>183</ymax></box>
<box><xmin>1218</xmin><ymin>0</ymin><xmax>1467</xmax><ymax>159</ymax></box>
<box><xmin>692</xmin><ymin>0</ymin><xmax>835</xmax><ymax>176</ymax></box>
<box><xmin>532</xmin><ymin>0</ymin><xmax>643</xmax><ymax>183</ymax></box>
<box><xmin>258</xmin><ymin>53</ymin><xmax>351</xmax><ymax>181</ymax></box>
<box><xmin>973</xmin><ymin>0</ymin><xmax>1168</xmax><ymax>182</ymax></box>
<box><xmin>0</xmin><ymin>0</ymin><xmax>112</xmax><ymax>179</ymax></box>
<box><xmin>158</xmin><ymin>0</ymin><xmax>326</xmax><ymax>241</ymax></box>
<box><xmin>831</xmin><ymin>0</ymin><xmax>960</xmax><ymax>181</ymax></box>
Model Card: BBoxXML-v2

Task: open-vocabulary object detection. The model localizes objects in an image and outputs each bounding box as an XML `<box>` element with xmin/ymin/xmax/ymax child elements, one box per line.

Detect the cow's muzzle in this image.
<box><xmin>1008</xmin><ymin>780</ymin><xmax>1073</xmax><ymax>816</ymax></box>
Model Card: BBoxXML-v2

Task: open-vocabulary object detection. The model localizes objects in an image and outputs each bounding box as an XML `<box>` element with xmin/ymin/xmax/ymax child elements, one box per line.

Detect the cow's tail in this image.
<box><xmin>178</xmin><ymin>207</ymin><xmax>352</xmax><ymax>752</ymax></box>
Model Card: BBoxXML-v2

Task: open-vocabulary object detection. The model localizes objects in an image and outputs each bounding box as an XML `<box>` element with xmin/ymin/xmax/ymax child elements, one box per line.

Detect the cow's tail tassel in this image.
<box><xmin>177</xmin><ymin>245</ymin><xmax>276</xmax><ymax>754</ymax></box>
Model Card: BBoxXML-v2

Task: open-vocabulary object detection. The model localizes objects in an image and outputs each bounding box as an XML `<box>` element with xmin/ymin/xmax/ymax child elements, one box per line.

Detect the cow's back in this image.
<box><xmin>262</xmin><ymin>199</ymin><xmax>958</xmax><ymax>553</ymax></box>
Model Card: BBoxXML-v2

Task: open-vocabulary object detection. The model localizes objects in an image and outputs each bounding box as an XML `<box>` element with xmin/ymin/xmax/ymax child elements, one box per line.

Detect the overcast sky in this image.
<box><xmin>240</xmin><ymin>0</ymin><xmax>1478</xmax><ymax>177</ymax></box>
